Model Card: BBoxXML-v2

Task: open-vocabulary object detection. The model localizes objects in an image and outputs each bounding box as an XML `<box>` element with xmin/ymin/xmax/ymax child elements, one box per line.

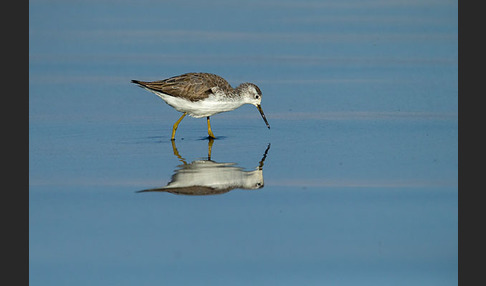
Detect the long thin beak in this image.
<box><xmin>257</xmin><ymin>105</ymin><xmax>270</xmax><ymax>129</ymax></box>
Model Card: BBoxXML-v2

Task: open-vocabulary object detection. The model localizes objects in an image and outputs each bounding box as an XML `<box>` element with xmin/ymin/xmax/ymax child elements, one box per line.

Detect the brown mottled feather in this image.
<box><xmin>132</xmin><ymin>73</ymin><xmax>234</xmax><ymax>102</ymax></box>
<box><xmin>136</xmin><ymin>186</ymin><xmax>234</xmax><ymax>196</ymax></box>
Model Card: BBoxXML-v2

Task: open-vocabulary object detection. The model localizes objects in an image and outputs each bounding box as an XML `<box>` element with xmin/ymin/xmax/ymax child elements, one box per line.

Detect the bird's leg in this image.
<box><xmin>207</xmin><ymin>137</ymin><xmax>214</xmax><ymax>160</ymax></box>
<box><xmin>171</xmin><ymin>113</ymin><xmax>187</xmax><ymax>140</ymax></box>
<box><xmin>171</xmin><ymin>140</ymin><xmax>187</xmax><ymax>165</ymax></box>
<box><xmin>207</xmin><ymin>116</ymin><xmax>216</xmax><ymax>139</ymax></box>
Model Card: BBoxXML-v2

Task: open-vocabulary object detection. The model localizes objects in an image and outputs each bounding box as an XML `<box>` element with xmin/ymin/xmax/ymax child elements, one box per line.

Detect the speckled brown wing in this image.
<box><xmin>132</xmin><ymin>73</ymin><xmax>234</xmax><ymax>102</ymax></box>
<box><xmin>137</xmin><ymin>186</ymin><xmax>234</xmax><ymax>196</ymax></box>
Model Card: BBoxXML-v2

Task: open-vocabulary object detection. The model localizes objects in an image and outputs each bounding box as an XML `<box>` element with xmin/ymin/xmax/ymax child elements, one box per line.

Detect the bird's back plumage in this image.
<box><xmin>131</xmin><ymin>72</ymin><xmax>234</xmax><ymax>102</ymax></box>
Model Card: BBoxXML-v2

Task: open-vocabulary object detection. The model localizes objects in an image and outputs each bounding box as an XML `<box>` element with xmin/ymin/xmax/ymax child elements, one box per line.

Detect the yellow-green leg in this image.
<box><xmin>171</xmin><ymin>113</ymin><xmax>187</xmax><ymax>140</ymax></box>
<box><xmin>207</xmin><ymin>116</ymin><xmax>215</xmax><ymax>139</ymax></box>
<box><xmin>207</xmin><ymin>137</ymin><xmax>214</xmax><ymax>159</ymax></box>
<box><xmin>171</xmin><ymin>139</ymin><xmax>187</xmax><ymax>164</ymax></box>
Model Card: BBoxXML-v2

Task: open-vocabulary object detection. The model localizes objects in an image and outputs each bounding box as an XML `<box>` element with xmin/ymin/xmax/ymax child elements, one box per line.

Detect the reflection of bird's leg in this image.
<box><xmin>171</xmin><ymin>112</ymin><xmax>187</xmax><ymax>140</ymax></box>
<box><xmin>207</xmin><ymin>116</ymin><xmax>216</xmax><ymax>139</ymax></box>
<box><xmin>207</xmin><ymin>137</ymin><xmax>215</xmax><ymax>160</ymax></box>
<box><xmin>171</xmin><ymin>140</ymin><xmax>187</xmax><ymax>165</ymax></box>
<box><xmin>258</xmin><ymin>143</ymin><xmax>271</xmax><ymax>169</ymax></box>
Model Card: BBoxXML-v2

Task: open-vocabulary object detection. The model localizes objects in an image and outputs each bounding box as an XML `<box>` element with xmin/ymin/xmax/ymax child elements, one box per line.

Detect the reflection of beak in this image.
<box><xmin>257</xmin><ymin>105</ymin><xmax>270</xmax><ymax>129</ymax></box>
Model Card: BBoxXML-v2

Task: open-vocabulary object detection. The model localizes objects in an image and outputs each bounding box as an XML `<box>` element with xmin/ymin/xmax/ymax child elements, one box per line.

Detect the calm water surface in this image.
<box><xmin>30</xmin><ymin>0</ymin><xmax>457</xmax><ymax>285</ymax></box>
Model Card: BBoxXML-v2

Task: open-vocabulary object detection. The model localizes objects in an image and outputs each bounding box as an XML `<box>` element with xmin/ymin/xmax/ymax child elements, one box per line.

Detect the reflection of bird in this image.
<box><xmin>137</xmin><ymin>140</ymin><xmax>271</xmax><ymax>196</ymax></box>
<box><xmin>131</xmin><ymin>73</ymin><xmax>270</xmax><ymax>140</ymax></box>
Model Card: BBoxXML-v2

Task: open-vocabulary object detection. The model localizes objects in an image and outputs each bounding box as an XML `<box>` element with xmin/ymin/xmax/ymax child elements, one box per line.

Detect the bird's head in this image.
<box><xmin>236</xmin><ymin>83</ymin><xmax>270</xmax><ymax>129</ymax></box>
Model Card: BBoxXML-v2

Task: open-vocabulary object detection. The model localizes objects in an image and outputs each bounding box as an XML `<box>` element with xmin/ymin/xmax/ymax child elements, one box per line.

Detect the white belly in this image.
<box><xmin>153</xmin><ymin>91</ymin><xmax>245</xmax><ymax>118</ymax></box>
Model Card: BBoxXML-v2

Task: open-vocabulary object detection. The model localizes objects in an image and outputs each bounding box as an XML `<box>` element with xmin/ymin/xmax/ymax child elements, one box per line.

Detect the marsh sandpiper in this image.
<box><xmin>131</xmin><ymin>72</ymin><xmax>270</xmax><ymax>140</ymax></box>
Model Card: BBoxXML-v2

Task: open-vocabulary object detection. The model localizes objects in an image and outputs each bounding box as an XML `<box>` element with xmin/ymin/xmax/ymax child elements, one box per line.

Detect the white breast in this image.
<box><xmin>165</xmin><ymin>160</ymin><xmax>264</xmax><ymax>191</ymax></box>
<box><xmin>153</xmin><ymin>91</ymin><xmax>245</xmax><ymax>118</ymax></box>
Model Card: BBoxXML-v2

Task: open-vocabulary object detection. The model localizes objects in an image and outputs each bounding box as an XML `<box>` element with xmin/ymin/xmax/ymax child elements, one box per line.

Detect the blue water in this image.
<box><xmin>30</xmin><ymin>0</ymin><xmax>458</xmax><ymax>285</ymax></box>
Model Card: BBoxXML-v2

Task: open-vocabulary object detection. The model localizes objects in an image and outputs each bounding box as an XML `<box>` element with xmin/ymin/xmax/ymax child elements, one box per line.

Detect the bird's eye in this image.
<box><xmin>255</xmin><ymin>95</ymin><xmax>260</xmax><ymax>99</ymax></box>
